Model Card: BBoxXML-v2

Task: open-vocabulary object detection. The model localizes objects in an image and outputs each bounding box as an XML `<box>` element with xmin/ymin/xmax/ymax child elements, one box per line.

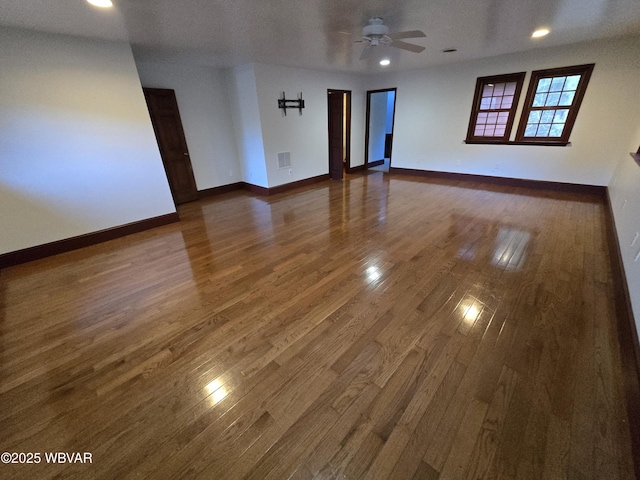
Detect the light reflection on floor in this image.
<box><xmin>492</xmin><ymin>227</ymin><xmax>531</xmax><ymax>271</ymax></box>
<box><xmin>205</xmin><ymin>378</ymin><xmax>229</xmax><ymax>406</ymax></box>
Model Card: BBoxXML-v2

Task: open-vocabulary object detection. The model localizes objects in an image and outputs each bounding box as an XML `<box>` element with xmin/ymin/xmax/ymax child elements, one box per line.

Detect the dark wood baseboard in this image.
<box><xmin>244</xmin><ymin>174</ymin><xmax>330</xmax><ymax>196</ymax></box>
<box><xmin>347</xmin><ymin>162</ymin><xmax>387</xmax><ymax>173</ymax></box>
<box><xmin>198</xmin><ymin>182</ymin><xmax>244</xmax><ymax>198</ymax></box>
<box><xmin>368</xmin><ymin>159</ymin><xmax>385</xmax><ymax>168</ymax></box>
<box><xmin>0</xmin><ymin>213</ymin><xmax>179</xmax><ymax>270</ymax></box>
<box><xmin>1</xmin><ymin>175</ymin><xmax>332</xmax><ymax>269</ymax></box>
<box><xmin>346</xmin><ymin>164</ymin><xmax>366</xmax><ymax>173</ymax></box>
<box><xmin>197</xmin><ymin>176</ymin><xmax>331</xmax><ymax>198</ymax></box>
<box><xmin>604</xmin><ymin>191</ymin><xmax>640</xmax><ymax>478</ymax></box>
<box><xmin>242</xmin><ymin>182</ymin><xmax>270</xmax><ymax>196</ymax></box>
<box><xmin>389</xmin><ymin>167</ymin><xmax>606</xmax><ymax>197</ymax></box>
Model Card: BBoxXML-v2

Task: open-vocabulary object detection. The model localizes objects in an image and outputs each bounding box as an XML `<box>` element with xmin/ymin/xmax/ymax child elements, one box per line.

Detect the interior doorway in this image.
<box><xmin>365</xmin><ymin>88</ymin><xmax>396</xmax><ymax>173</ymax></box>
<box><xmin>327</xmin><ymin>89</ymin><xmax>351</xmax><ymax>180</ymax></box>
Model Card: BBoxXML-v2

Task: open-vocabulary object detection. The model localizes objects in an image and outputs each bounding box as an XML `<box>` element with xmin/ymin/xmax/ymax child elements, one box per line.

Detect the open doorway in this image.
<box><xmin>365</xmin><ymin>88</ymin><xmax>396</xmax><ymax>173</ymax></box>
<box><xmin>327</xmin><ymin>89</ymin><xmax>351</xmax><ymax>180</ymax></box>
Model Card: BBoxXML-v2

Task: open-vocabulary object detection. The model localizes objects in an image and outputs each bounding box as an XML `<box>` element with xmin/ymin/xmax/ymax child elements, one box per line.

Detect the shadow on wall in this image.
<box><xmin>0</xmin><ymin>183</ymin><xmax>86</xmax><ymax>255</ymax></box>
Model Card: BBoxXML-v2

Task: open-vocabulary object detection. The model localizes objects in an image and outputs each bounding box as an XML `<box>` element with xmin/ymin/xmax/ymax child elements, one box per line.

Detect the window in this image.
<box><xmin>465</xmin><ymin>72</ymin><xmax>526</xmax><ymax>143</ymax></box>
<box><xmin>465</xmin><ymin>64</ymin><xmax>595</xmax><ymax>146</ymax></box>
<box><xmin>515</xmin><ymin>64</ymin><xmax>594</xmax><ymax>144</ymax></box>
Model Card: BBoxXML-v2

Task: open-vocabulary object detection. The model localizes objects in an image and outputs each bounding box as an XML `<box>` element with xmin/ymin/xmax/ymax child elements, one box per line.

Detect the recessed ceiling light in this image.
<box><xmin>532</xmin><ymin>28</ymin><xmax>550</xmax><ymax>38</ymax></box>
<box><xmin>87</xmin><ymin>0</ymin><xmax>113</xmax><ymax>7</ymax></box>
<box><xmin>380</xmin><ymin>59</ymin><xmax>390</xmax><ymax>66</ymax></box>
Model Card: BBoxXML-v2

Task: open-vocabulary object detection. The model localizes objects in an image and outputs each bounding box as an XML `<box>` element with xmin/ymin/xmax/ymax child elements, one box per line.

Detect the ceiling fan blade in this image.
<box><xmin>359</xmin><ymin>45</ymin><xmax>373</xmax><ymax>61</ymax></box>
<box><xmin>387</xmin><ymin>30</ymin><xmax>426</xmax><ymax>40</ymax></box>
<box><xmin>391</xmin><ymin>40</ymin><xmax>425</xmax><ymax>53</ymax></box>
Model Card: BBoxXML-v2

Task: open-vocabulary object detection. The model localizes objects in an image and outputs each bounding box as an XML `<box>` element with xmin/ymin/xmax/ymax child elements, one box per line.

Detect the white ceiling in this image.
<box><xmin>2</xmin><ymin>0</ymin><xmax>640</xmax><ymax>73</ymax></box>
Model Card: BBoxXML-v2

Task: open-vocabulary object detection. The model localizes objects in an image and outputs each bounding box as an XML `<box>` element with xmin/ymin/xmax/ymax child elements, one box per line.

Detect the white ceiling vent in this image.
<box><xmin>277</xmin><ymin>152</ymin><xmax>291</xmax><ymax>169</ymax></box>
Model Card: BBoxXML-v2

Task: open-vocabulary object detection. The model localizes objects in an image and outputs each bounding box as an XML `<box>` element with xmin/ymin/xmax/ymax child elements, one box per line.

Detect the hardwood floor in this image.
<box><xmin>0</xmin><ymin>172</ymin><xmax>636</xmax><ymax>479</ymax></box>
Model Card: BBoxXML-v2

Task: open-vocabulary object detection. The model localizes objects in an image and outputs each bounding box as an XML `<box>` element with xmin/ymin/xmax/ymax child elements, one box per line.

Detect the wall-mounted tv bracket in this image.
<box><xmin>278</xmin><ymin>92</ymin><xmax>305</xmax><ymax>116</ymax></box>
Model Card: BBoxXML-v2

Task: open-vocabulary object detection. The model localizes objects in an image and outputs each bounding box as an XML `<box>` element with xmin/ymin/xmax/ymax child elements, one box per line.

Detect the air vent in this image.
<box><xmin>277</xmin><ymin>152</ymin><xmax>291</xmax><ymax>169</ymax></box>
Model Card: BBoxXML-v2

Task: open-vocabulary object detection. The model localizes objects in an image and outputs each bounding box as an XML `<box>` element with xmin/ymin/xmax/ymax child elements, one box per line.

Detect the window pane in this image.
<box><xmin>491</xmin><ymin>97</ymin><xmax>501</xmax><ymax>108</ymax></box>
<box><xmin>533</xmin><ymin>93</ymin><xmax>547</xmax><ymax>107</ymax></box>
<box><xmin>541</xmin><ymin>110</ymin><xmax>555</xmax><ymax>123</ymax></box>
<box><xmin>483</xmin><ymin>85</ymin><xmax>494</xmax><ymax>96</ymax></box>
<box><xmin>493</xmin><ymin>83</ymin><xmax>505</xmax><ymax>96</ymax></box>
<box><xmin>484</xmin><ymin>126</ymin><xmax>495</xmax><ymax>136</ymax></box>
<box><xmin>501</xmin><ymin>96</ymin><xmax>513</xmax><ymax>108</ymax></box>
<box><xmin>537</xmin><ymin>123</ymin><xmax>551</xmax><ymax>136</ymax></box>
<box><xmin>495</xmin><ymin>125</ymin><xmax>506</xmax><ymax>136</ymax></box>
<box><xmin>487</xmin><ymin>112</ymin><xmax>498</xmax><ymax>123</ymax></box>
<box><xmin>550</xmin><ymin>77</ymin><xmax>566</xmax><ymax>92</ymax></box>
<box><xmin>504</xmin><ymin>82</ymin><xmax>517</xmax><ymax>95</ymax></box>
<box><xmin>564</xmin><ymin>75</ymin><xmax>581</xmax><ymax>90</ymax></box>
<box><xmin>475</xmin><ymin>126</ymin><xmax>485</xmax><ymax>136</ymax></box>
<box><xmin>549</xmin><ymin>123</ymin><xmax>564</xmax><ymax>137</ymax></box>
<box><xmin>545</xmin><ymin>92</ymin><xmax>560</xmax><ymax>106</ymax></box>
<box><xmin>559</xmin><ymin>91</ymin><xmax>575</xmax><ymax>106</ymax></box>
<box><xmin>497</xmin><ymin>112</ymin><xmax>509</xmax><ymax>124</ymax></box>
<box><xmin>527</xmin><ymin>111</ymin><xmax>541</xmax><ymax>123</ymax></box>
<box><xmin>477</xmin><ymin>112</ymin><xmax>487</xmax><ymax>124</ymax></box>
<box><xmin>553</xmin><ymin>109</ymin><xmax>569</xmax><ymax>123</ymax></box>
<box><xmin>480</xmin><ymin>98</ymin><xmax>491</xmax><ymax>109</ymax></box>
<box><xmin>524</xmin><ymin>124</ymin><xmax>538</xmax><ymax>136</ymax></box>
<box><xmin>536</xmin><ymin>78</ymin><xmax>551</xmax><ymax>93</ymax></box>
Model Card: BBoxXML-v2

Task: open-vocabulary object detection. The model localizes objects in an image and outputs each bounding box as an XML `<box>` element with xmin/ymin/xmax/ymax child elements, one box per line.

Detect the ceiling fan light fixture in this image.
<box><xmin>532</xmin><ymin>28</ymin><xmax>550</xmax><ymax>38</ymax></box>
<box><xmin>357</xmin><ymin>18</ymin><xmax>426</xmax><ymax>61</ymax></box>
<box><xmin>380</xmin><ymin>59</ymin><xmax>391</xmax><ymax>66</ymax></box>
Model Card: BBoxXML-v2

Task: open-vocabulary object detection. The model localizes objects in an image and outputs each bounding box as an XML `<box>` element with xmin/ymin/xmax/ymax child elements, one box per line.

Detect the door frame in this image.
<box><xmin>327</xmin><ymin>89</ymin><xmax>352</xmax><ymax>178</ymax></box>
<box><xmin>364</xmin><ymin>88</ymin><xmax>397</xmax><ymax>170</ymax></box>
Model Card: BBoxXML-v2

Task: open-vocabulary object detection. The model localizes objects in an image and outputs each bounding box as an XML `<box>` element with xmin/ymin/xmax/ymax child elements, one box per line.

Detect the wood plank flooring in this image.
<box><xmin>0</xmin><ymin>172</ymin><xmax>636</xmax><ymax>479</ymax></box>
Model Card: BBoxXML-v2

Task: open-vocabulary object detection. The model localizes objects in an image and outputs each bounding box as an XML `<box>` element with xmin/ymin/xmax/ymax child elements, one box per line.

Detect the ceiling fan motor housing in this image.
<box><xmin>362</xmin><ymin>17</ymin><xmax>389</xmax><ymax>38</ymax></box>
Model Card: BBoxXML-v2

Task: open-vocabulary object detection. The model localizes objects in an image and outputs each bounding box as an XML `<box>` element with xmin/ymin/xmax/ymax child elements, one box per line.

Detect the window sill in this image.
<box><xmin>464</xmin><ymin>140</ymin><xmax>571</xmax><ymax>147</ymax></box>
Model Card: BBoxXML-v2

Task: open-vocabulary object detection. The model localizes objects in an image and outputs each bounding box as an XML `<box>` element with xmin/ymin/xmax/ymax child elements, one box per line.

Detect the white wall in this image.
<box><xmin>226</xmin><ymin>64</ymin><xmax>269</xmax><ymax>188</ymax></box>
<box><xmin>135</xmin><ymin>62</ymin><xmax>241</xmax><ymax>190</ymax></box>
<box><xmin>0</xmin><ymin>27</ymin><xmax>175</xmax><ymax>255</ymax></box>
<box><xmin>609</xmin><ymin>142</ymin><xmax>640</xmax><ymax>340</ymax></box>
<box><xmin>252</xmin><ymin>63</ymin><xmax>366</xmax><ymax>186</ymax></box>
<box><xmin>367</xmin><ymin>36</ymin><xmax>640</xmax><ymax>186</ymax></box>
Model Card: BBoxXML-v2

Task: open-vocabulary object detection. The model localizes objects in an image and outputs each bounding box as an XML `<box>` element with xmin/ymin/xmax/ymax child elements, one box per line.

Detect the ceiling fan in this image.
<box><xmin>357</xmin><ymin>17</ymin><xmax>426</xmax><ymax>60</ymax></box>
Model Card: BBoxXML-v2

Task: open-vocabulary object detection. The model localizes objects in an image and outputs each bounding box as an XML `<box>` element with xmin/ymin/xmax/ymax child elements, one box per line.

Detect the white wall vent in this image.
<box><xmin>277</xmin><ymin>152</ymin><xmax>291</xmax><ymax>169</ymax></box>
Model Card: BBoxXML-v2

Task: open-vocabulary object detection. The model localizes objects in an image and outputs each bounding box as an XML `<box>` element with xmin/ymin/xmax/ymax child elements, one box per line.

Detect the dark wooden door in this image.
<box><xmin>143</xmin><ymin>88</ymin><xmax>198</xmax><ymax>204</ymax></box>
<box><xmin>328</xmin><ymin>90</ymin><xmax>345</xmax><ymax>180</ymax></box>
